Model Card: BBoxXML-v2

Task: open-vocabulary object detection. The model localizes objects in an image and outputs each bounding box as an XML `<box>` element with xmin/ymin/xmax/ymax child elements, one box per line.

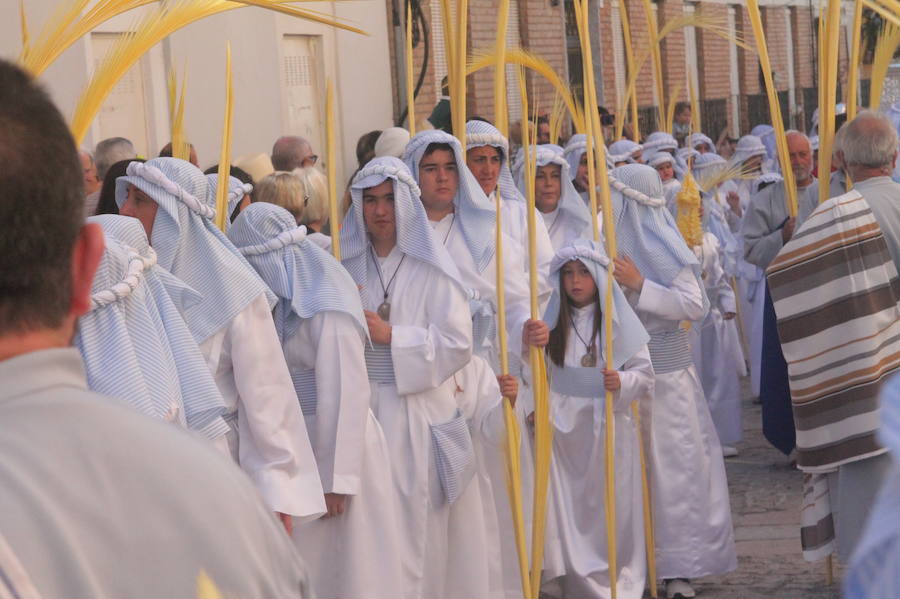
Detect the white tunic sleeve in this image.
<box><xmin>614</xmin><ymin>345</ymin><xmax>654</xmax><ymax>411</ymax></box>
<box><xmin>309</xmin><ymin>311</ymin><xmax>370</xmax><ymax>495</ymax></box>
<box><xmin>635</xmin><ymin>266</ymin><xmax>706</xmax><ymax>322</ymax></box>
<box><xmin>229</xmin><ymin>295</ymin><xmax>325</xmax><ymax>519</ymax></box>
<box><xmin>391</xmin><ymin>272</ymin><xmax>473</xmax><ymax>396</ymax></box>
<box><xmin>499</xmin><ymin>231</ymin><xmax>533</xmax><ymax>359</ymax></box>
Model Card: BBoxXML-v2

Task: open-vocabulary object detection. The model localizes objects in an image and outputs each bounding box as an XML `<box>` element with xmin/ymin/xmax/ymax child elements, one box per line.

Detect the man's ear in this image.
<box><xmin>69</xmin><ymin>223</ymin><xmax>105</xmax><ymax>318</ymax></box>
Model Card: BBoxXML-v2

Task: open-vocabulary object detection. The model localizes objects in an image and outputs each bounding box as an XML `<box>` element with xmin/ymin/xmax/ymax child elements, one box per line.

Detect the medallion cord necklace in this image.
<box><xmin>570</xmin><ymin>310</ymin><xmax>600</xmax><ymax>367</ymax></box>
<box><xmin>369</xmin><ymin>245</ymin><xmax>406</xmax><ymax>320</ymax></box>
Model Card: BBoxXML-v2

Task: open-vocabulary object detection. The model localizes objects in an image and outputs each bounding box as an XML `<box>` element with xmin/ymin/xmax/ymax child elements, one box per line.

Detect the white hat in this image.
<box><xmin>374</xmin><ymin>127</ymin><xmax>411</xmax><ymax>158</ymax></box>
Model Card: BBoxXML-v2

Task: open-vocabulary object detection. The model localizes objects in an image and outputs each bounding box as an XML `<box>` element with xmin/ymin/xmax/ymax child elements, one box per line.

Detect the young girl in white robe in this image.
<box><xmin>540</xmin><ymin>239</ymin><xmax>654</xmax><ymax>599</ymax></box>
<box><xmin>228</xmin><ymin>201</ymin><xmax>402</xmax><ymax>599</ymax></box>
<box><xmin>609</xmin><ymin>164</ymin><xmax>737</xmax><ymax>599</ymax></box>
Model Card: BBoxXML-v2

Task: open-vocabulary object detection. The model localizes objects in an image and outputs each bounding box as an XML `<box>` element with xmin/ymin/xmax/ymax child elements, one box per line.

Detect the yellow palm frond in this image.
<box><xmin>468</xmin><ymin>46</ymin><xmax>584</xmax><ymax>132</ymax></box>
<box><xmin>214</xmin><ymin>44</ymin><xmax>233</xmax><ymax>232</ymax></box>
<box><xmin>665</xmin><ymin>81</ymin><xmax>683</xmax><ymax>135</ymax></box>
<box><xmin>869</xmin><ymin>21</ymin><xmax>900</xmax><ymax>110</ymax></box>
<box><xmin>22</xmin><ymin>0</ymin><xmax>363</xmax><ymax>78</ymax></box>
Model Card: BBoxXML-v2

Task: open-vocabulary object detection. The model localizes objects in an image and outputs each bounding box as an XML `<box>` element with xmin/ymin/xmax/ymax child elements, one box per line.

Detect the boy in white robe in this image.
<box><xmin>609</xmin><ymin>164</ymin><xmax>737</xmax><ymax>599</ymax></box>
<box><xmin>228</xmin><ymin>201</ymin><xmax>403</xmax><ymax>599</ymax></box>
<box><xmin>540</xmin><ymin>239</ymin><xmax>654</xmax><ymax>599</ymax></box>
<box><xmin>340</xmin><ymin>156</ymin><xmax>491</xmax><ymax>599</ymax></box>
<box><xmin>117</xmin><ymin>157</ymin><xmax>325</xmax><ymax>531</ymax></box>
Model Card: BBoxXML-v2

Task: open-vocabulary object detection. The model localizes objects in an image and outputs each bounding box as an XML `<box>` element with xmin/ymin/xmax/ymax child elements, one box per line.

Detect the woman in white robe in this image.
<box><xmin>341</xmin><ymin>156</ymin><xmax>493</xmax><ymax>599</ymax></box>
<box><xmin>540</xmin><ymin>239</ymin><xmax>654</xmax><ymax>599</ymax></box>
<box><xmin>689</xmin><ymin>231</ymin><xmax>743</xmax><ymax>451</ymax></box>
<box><xmin>609</xmin><ymin>164</ymin><xmax>737</xmax><ymax>598</ymax></box>
<box><xmin>228</xmin><ymin>202</ymin><xmax>402</xmax><ymax>599</ymax></box>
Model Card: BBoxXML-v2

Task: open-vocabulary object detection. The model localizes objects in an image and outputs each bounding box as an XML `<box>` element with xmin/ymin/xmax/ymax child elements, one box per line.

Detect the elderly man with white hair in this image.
<box><xmin>765</xmin><ymin>110</ymin><xmax>900</xmax><ymax>567</ymax></box>
<box><xmin>742</xmin><ymin>131</ymin><xmax>820</xmax><ymax>271</ymax></box>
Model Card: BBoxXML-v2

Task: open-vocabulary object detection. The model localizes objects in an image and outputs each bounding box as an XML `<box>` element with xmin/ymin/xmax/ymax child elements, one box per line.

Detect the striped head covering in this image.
<box><xmin>341</xmin><ymin>156</ymin><xmax>463</xmax><ymax>290</ymax></box>
<box><xmin>693</xmin><ymin>152</ymin><xmax>727</xmax><ymax>181</ymax></box>
<box><xmin>115</xmin><ymin>157</ymin><xmax>273</xmax><ymax>343</ymax></box>
<box><xmin>562</xmin><ymin>133</ymin><xmax>586</xmax><ymax>181</ymax></box>
<box><xmin>609</xmin><ymin>164</ymin><xmax>703</xmax><ymax>288</ymax></box>
<box><xmin>228</xmin><ymin>202</ymin><xmax>367</xmax><ymax>343</ymax></box>
<box><xmin>730</xmin><ymin>134</ymin><xmax>767</xmax><ymax>165</ymax></box>
<box><xmin>205</xmin><ymin>174</ymin><xmax>253</xmax><ymax>232</ymax></box>
<box><xmin>465</xmin><ymin>120</ymin><xmax>522</xmax><ymax>205</ymax></box>
<box><xmin>689</xmin><ymin>132</ymin><xmax>716</xmax><ymax>154</ymax></box>
<box><xmin>608</xmin><ymin>139</ymin><xmax>643</xmax><ymax>163</ymax></box>
<box><xmin>515</xmin><ymin>144</ymin><xmax>593</xmax><ymax>242</ymax></box>
<box><xmin>642</xmin><ymin>131</ymin><xmax>678</xmax><ymax>154</ymax></box>
<box><xmin>90</xmin><ymin>214</ymin><xmax>202</xmax><ymax>314</ymax></box>
<box><xmin>645</xmin><ymin>150</ymin><xmax>675</xmax><ymax>168</ymax></box>
<box><xmin>74</xmin><ymin>235</ymin><xmax>229</xmax><ymax>439</ymax></box>
<box><xmin>750</xmin><ymin>124</ymin><xmax>776</xmax><ymax>160</ymax></box>
<box><xmin>543</xmin><ymin>238</ymin><xmax>649</xmax><ymax>369</ymax></box>
<box><xmin>403</xmin><ymin>130</ymin><xmax>496</xmax><ymax>272</ymax></box>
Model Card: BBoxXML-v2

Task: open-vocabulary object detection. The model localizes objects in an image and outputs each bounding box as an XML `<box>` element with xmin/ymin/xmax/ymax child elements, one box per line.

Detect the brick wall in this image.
<box><xmin>384</xmin><ymin>0</ymin><xmax>824</xmax><ymax>140</ymax></box>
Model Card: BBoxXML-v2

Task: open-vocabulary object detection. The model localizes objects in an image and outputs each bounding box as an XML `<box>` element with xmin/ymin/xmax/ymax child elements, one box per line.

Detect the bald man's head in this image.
<box><xmin>271</xmin><ymin>136</ymin><xmax>316</xmax><ymax>171</ymax></box>
<box><xmin>786</xmin><ymin>131</ymin><xmax>813</xmax><ymax>186</ymax></box>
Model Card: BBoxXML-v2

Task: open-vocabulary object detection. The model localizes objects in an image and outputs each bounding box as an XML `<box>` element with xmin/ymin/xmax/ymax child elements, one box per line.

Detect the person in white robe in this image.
<box><xmin>402</xmin><ymin>130</ymin><xmax>547</xmax><ymax>373</ymax></box>
<box><xmin>643</xmin><ymin>132</ymin><xmax>685</xmax><ymax>180</ymax></box>
<box><xmin>0</xmin><ymin>58</ymin><xmax>311</xmax><ymax>597</ymax></box>
<box><xmin>340</xmin><ymin>156</ymin><xmax>491</xmax><ymax>599</ymax></box>
<box><xmin>539</xmin><ymin>239</ymin><xmax>653</xmax><ymax>599</ymax></box>
<box><xmin>608</xmin><ymin>139</ymin><xmax>644</xmax><ymax>165</ymax></box>
<box><xmin>465</xmin><ymin>120</ymin><xmax>552</xmax><ymax>598</ymax></box>
<box><xmin>74</xmin><ymin>224</ymin><xmax>229</xmax><ymax>441</ymax></box>
<box><xmin>465</xmin><ymin>119</ymin><xmax>553</xmax><ymax>312</ymax></box>
<box><xmin>563</xmin><ymin>134</ymin><xmax>618</xmax><ymax>203</ymax></box>
<box><xmin>685</xmin><ymin>215</ymin><xmax>744</xmax><ymax>455</ymax></box>
<box><xmin>726</xmin><ymin>134</ymin><xmax>769</xmax><ymax>397</ymax></box>
<box><xmin>646</xmin><ymin>151</ymin><xmax>682</xmax><ymax>213</ymax></box>
<box><xmin>516</xmin><ymin>144</ymin><xmax>596</xmax><ymax>251</ymax></box>
<box><xmin>228</xmin><ymin>201</ymin><xmax>402</xmax><ymax>599</ymax></box>
<box><xmin>689</xmin><ymin>132</ymin><xmax>717</xmax><ymax>155</ymax></box>
<box><xmin>609</xmin><ymin>164</ymin><xmax>737</xmax><ymax>599</ymax></box>
<box><xmin>117</xmin><ymin>157</ymin><xmax>325</xmax><ymax>531</ymax></box>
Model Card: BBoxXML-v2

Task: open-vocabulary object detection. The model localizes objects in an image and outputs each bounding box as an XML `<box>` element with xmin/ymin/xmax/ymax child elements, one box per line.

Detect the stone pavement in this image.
<box><xmin>661</xmin><ymin>378</ymin><xmax>845</xmax><ymax>599</ymax></box>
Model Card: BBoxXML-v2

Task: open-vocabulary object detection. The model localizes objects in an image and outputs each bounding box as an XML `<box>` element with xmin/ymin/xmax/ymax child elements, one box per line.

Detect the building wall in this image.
<box><xmin>3</xmin><ymin>1</ymin><xmax>394</xmax><ymax>185</ymax></box>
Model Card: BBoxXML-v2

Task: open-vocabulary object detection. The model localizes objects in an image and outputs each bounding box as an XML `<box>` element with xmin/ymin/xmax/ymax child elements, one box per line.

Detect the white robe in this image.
<box><xmin>431</xmin><ymin>211</ymin><xmax>531</xmax><ymax>370</ymax></box>
<box><xmin>541</xmin><ymin>305</ymin><xmax>654</xmax><ymax>599</ymax></box>
<box><xmin>199</xmin><ymin>294</ymin><xmax>325</xmax><ymax>520</ymax></box>
<box><xmin>690</xmin><ymin>234</ymin><xmax>743</xmax><ymax>446</ymax></box>
<box><xmin>284</xmin><ymin>311</ymin><xmax>403</xmax><ymax>599</ymax></box>
<box><xmin>627</xmin><ymin>267</ymin><xmax>737</xmax><ymax>579</ymax></box>
<box><xmin>363</xmin><ymin>246</ymin><xmax>491</xmax><ymax>599</ymax></box>
<box><xmin>497</xmin><ymin>192</ymin><xmax>554</xmax><ymax>312</ymax></box>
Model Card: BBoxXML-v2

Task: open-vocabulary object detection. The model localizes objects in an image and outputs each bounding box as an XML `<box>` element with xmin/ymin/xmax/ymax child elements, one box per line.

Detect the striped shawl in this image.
<box><xmin>767</xmin><ymin>190</ymin><xmax>900</xmax><ymax>473</ymax></box>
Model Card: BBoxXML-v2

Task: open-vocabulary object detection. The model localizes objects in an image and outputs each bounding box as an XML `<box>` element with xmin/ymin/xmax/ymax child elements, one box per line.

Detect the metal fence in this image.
<box><xmin>746</xmin><ymin>92</ymin><xmax>790</xmax><ymax>130</ymax></box>
<box><xmin>701</xmin><ymin>98</ymin><xmax>728</xmax><ymax>140</ymax></box>
<box><xmin>638</xmin><ymin>106</ymin><xmax>660</xmax><ymax>136</ymax></box>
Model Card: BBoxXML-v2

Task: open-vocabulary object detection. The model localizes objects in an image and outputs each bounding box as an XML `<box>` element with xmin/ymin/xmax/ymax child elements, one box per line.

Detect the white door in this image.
<box><xmin>91</xmin><ymin>32</ymin><xmax>152</xmax><ymax>156</ymax></box>
<box><xmin>282</xmin><ymin>34</ymin><xmax>325</xmax><ymax>158</ymax></box>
